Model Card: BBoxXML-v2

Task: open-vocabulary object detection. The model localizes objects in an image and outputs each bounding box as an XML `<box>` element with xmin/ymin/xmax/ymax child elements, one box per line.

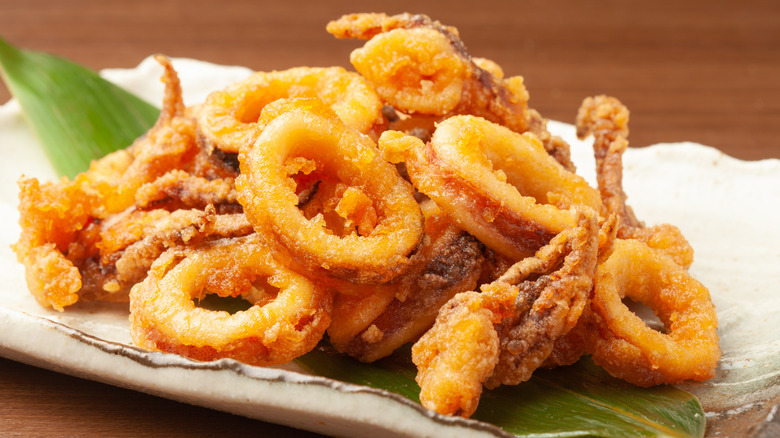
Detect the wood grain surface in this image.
<box><xmin>0</xmin><ymin>1</ymin><xmax>778</xmax><ymax>437</ymax></box>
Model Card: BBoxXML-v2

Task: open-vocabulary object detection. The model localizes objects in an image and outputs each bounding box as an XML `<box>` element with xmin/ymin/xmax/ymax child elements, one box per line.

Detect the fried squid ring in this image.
<box><xmin>412</xmin><ymin>207</ymin><xmax>600</xmax><ymax>417</ymax></box>
<box><xmin>197</xmin><ymin>67</ymin><xmax>385</xmax><ymax>154</ymax></box>
<box><xmin>327</xmin><ymin>13</ymin><xmax>528</xmax><ymax>127</ymax></box>
<box><xmin>381</xmin><ymin>116</ymin><xmax>600</xmax><ymax>261</ymax></box>
<box><xmin>585</xmin><ymin>238</ymin><xmax>720</xmax><ymax>386</ymax></box>
<box><xmin>576</xmin><ymin>95</ymin><xmax>693</xmax><ymax>267</ymax></box>
<box><xmin>236</xmin><ymin>98</ymin><xmax>423</xmax><ymax>284</ymax></box>
<box><xmin>129</xmin><ymin>234</ymin><xmax>332</xmax><ymax>366</ymax></box>
<box><xmin>328</xmin><ymin>13</ymin><xmax>575</xmax><ymax>169</ymax></box>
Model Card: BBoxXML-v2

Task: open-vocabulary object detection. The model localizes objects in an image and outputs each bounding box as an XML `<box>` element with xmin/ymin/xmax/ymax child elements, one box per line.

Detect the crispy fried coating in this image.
<box><xmin>100</xmin><ymin>206</ymin><xmax>253</xmax><ymax>291</ymax></box>
<box><xmin>295</xmin><ymin>179</ymin><xmax>383</xmax><ymax>239</ymax></box>
<box><xmin>328</xmin><ymin>13</ymin><xmax>525</xmax><ymax>122</ymax></box>
<box><xmin>13</xmin><ymin>176</ymin><xmax>104</xmax><ymax>310</ymax></box>
<box><xmin>576</xmin><ymin>95</ymin><xmax>693</xmax><ymax>267</ymax></box>
<box><xmin>236</xmin><ymin>98</ymin><xmax>423</xmax><ymax>284</ymax></box>
<box><xmin>328</xmin><ymin>12</ymin><xmax>575</xmax><ymax>170</ymax></box>
<box><xmin>197</xmin><ymin>66</ymin><xmax>385</xmax><ymax>154</ymax></box>
<box><xmin>14</xmin><ymin>14</ymin><xmax>720</xmax><ymax>417</ymax></box>
<box><xmin>328</xmin><ymin>199</ymin><xmax>485</xmax><ymax>362</ymax></box>
<box><xmin>14</xmin><ymin>55</ymin><xmax>248</xmax><ymax>309</ymax></box>
<box><xmin>576</xmin><ymin>96</ymin><xmax>633</xmax><ymax>224</ymax></box>
<box><xmin>134</xmin><ymin>170</ymin><xmax>240</xmax><ymax>213</ymax></box>
<box><xmin>412</xmin><ymin>207</ymin><xmax>600</xmax><ymax>417</ymax></box>
<box><xmin>485</xmin><ymin>208</ymin><xmax>600</xmax><ymax>388</ymax></box>
<box><xmin>381</xmin><ymin>117</ymin><xmax>600</xmax><ymax>261</ymax></box>
<box><xmin>412</xmin><ymin>290</ymin><xmax>498</xmax><ymax>417</ymax></box>
<box><xmin>130</xmin><ymin>234</ymin><xmax>332</xmax><ymax>366</ymax></box>
<box><xmin>543</xmin><ymin>213</ymin><xmax>619</xmax><ymax>368</ymax></box>
<box><xmin>585</xmin><ymin>239</ymin><xmax>720</xmax><ymax>386</ymax></box>
<box><xmin>103</xmin><ymin>56</ymin><xmax>202</xmax><ymax>214</ymax></box>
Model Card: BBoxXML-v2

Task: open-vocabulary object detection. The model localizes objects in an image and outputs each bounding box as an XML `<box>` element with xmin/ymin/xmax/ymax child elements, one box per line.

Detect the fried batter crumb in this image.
<box><xmin>361</xmin><ymin>325</ymin><xmax>384</xmax><ymax>344</ymax></box>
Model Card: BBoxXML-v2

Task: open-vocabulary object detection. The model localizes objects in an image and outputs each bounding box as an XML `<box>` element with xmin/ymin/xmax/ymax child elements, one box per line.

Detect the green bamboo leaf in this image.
<box><xmin>297</xmin><ymin>344</ymin><xmax>423</xmax><ymax>403</ymax></box>
<box><xmin>297</xmin><ymin>345</ymin><xmax>705</xmax><ymax>438</ymax></box>
<box><xmin>0</xmin><ymin>36</ymin><xmax>159</xmax><ymax>178</ymax></box>
<box><xmin>196</xmin><ymin>295</ymin><xmax>254</xmax><ymax>314</ymax></box>
<box><xmin>0</xmin><ymin>38</ymin><xmax>706</xmax><ymax>438</ymax></box>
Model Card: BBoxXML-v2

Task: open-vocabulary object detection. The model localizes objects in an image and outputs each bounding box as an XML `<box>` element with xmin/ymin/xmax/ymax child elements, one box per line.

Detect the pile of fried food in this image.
<box><xmin>13</xmin><ymin>12</ymin><xmax>720</xmax><ymax>418</ymax></box>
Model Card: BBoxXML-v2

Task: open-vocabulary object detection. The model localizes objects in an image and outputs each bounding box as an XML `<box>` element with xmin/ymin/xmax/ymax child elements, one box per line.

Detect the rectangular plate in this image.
<box><xmin>1</xmin><ymin>57</ymin><xmax>779</xmax><ymax>437</ymax></box>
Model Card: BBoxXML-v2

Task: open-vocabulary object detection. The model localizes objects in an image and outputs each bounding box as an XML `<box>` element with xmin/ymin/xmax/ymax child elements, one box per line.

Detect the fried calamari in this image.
<box><xmin>328</xmin><ymin>12</ymin><xmax>574</xmax><ymax>170</ymax></box>
<box><xmin>412</xmin><ymin>207</ymin><xmax>600</xmax><ymax>417</ymax></box>
<box><xmin>130</xmin><ymin>234</ymin><xmax>332</xmax><ymax>366</ymax></box>
<box><xmin>327</xmin><ymin>199</ymin><xmax>484</xmax><ymax>362</ymax></box>
<box><xmin>14</xmin><ymin>55</ymin><xmax>247</xmax><ymax>309</ymax></box>
<box><xmin>585</xmin><ymin>239</ymin><xmax>720</xmax><ymax>386</ymax></box>
<box><xmin>236</xmin><ymin>98</ymin><xmax>423</xmax><ymax>284</ymax></box>
<box><xmin>380</xmin><ymin>115</ymin><xmax>600</xmax><ymax>261</ymax></box>
<box><xmin>14</xmin><ymin>13</ymin><xmax>720</xmax><ymax>420</ymax></box>
<box><xmin>576</xmin><ymin>95</ymin><xmax>693</xmax><ymax>267</ymax></box>
<box><xmin>198</xmin><ymin>66</ymin><xmax>385</xmax><ymax>154</ymax></box>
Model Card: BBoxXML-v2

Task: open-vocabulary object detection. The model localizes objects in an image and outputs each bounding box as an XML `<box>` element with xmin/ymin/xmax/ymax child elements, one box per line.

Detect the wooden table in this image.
<box><xmin>1</xmin><ymin>1</ymin><xmax>778</xmax><ymax>436</ymax></box>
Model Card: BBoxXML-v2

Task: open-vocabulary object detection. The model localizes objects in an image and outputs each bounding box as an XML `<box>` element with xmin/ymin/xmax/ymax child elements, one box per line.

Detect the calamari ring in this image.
<box><xmin>381</xmin><ymin>115</ymin><xmax>601</xmax><ymax>260</ymax></box>
<box><xmin>236</xmin><ymin>98</ymin><xmax>423</xmax><ymax>284</ymax></box>
<box><xmin>129</xmin><ymin>234</ymin><xmax>332</xmax><ymax>366</ymax></box>
<box><xmin>327</xmin><ymin>13</ymin><xmax>468</xmax><ymax>116</ymax></box>
<box><xmin>328</xmin><ymin>13</ymin><xmax>528</xmax><ymax>126</ymax></box>
<box><xmin>350</xmin><ymin>26</ymin><xmax>469</xmax><ymax>116</ymax></box>
<box><xmin>197</xmin><ymin>67</ymin><xmax>385</xmax><ymax>154</ymax></box>
<box><xmin>328</xmin><ymin>13</ymin><xmax>576</xmax><ymax>170</ymax></box>
<box><xmin>586</xmin><ymin>238</ymin><xmax>720</xmax><ymax>386</ymax></box>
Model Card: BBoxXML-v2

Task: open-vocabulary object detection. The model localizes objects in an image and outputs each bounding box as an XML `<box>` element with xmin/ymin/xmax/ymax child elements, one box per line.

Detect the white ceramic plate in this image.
<box><xmin>1</xmin><ymin>57</ymin><xmax>779</xmax><ymax>437</ymax></box>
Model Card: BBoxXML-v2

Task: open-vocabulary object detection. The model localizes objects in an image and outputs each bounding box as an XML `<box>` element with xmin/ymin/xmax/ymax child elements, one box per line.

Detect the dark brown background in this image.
<box><xmin>1</xmin><ymin>0</ymin><xmax>778</xmax><ymax>436</ymax></box>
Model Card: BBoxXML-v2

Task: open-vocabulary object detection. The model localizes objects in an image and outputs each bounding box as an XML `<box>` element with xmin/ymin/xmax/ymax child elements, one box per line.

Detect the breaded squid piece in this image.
<box><xmin>129</xmin><ymin>234</ymin><xmax>333</xmax><ymax>366</ymax></box>
<box><xmin>100</xmin><ymin>206</ymin><xmax>253</xmax><ymax>291</ymax></box>
<box><xmin>412</xmin><ymin>290</ymin><xmax>499</xmax><ymax>418</ymax></box>
<box><xmin>379</xmin><ymin>118</ymin><xmax>600</xmax><ymax>262</ymax></box>
<box><xmin>197</xmin><ymin>66</ymin><xmax>386</xmax><ymax>154</ymax></box>
<box><xmin>328</xmin><ymin>12</ymin><xmax>574</xmax><ymax>170</ymax></box>
<box><xmin>412</xmin><ymin>207</ymin><xmax>600</xmax><ymax>417</ymax></box>
<box><xmin>102</xmin><ymin>55</ymin><xmax>201</xmax><ymax>213</ymax></box>
<box><xmin>327</xmin><ymin>199</ymin><xmax>485</xmax><ymax>362</ymax></box>
<box><xmin>236</xmin><ymin>98</ymin><xmax>424</xmax><ymax>285</ymax></box>
<box><xmin>576</xmin><ymin>95</ymin><xmax>693</xmax><ymax>267</ymax></box>
<box><xmin>13</xmin><ymin>176</ymin><xmax>104</xmax><ymax>310</ymax></box>
<box><xmin>585</xmin><ymin>238</ymin><xmax>720</xmax><ymax>386</ymax></box>
<box><xmin>134</xmin><ymin>169</ymin><xmax>240</xmax><ymax>213</ymax></box>
<box><xmin>13</xmin><ymin>55</ymin><xmax>250</xmax><ymax>309</ymax></box>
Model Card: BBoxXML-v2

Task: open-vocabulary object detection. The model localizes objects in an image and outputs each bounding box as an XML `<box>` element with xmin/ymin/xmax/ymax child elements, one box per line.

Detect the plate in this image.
<box><xmin>1</xmin><ymin>57</ymin><xmax>779</xmax><ymax>437</ymax></box>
